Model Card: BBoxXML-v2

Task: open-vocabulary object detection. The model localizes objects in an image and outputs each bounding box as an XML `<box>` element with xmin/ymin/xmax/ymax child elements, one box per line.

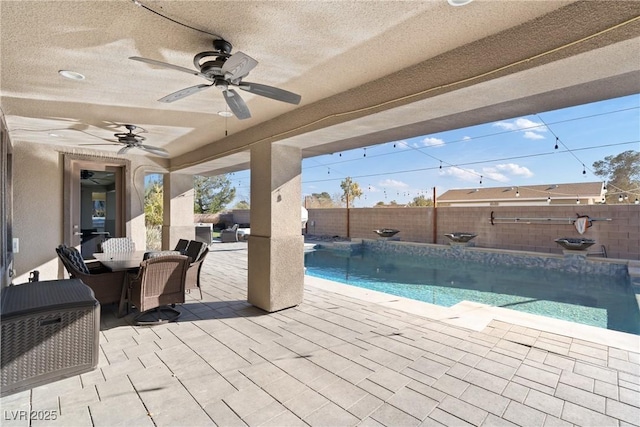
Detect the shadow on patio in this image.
<box><xmin>2</xmin><ymin>242</ymin><xmax>638</xmax><ymax>427</ymax></box>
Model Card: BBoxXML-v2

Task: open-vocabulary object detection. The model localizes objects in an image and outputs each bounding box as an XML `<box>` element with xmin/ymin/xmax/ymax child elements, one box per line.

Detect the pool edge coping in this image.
<box><xmin>304</xmin><ymin>274</ymin><xmax>640</xmax><ymax>352</ymax></box>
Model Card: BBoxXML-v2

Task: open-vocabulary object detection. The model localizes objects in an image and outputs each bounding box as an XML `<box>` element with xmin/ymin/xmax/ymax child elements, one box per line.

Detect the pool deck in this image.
<box><xmin>2</xmin><ymin>241</ymin><xmax>639</xmax><ymax>426</ymax></box>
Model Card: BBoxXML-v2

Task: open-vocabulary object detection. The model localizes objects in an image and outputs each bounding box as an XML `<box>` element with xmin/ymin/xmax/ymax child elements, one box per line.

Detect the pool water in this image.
<box><xmin>304</xmin><ymin>248</ymin><xmax>640</xmax><ymax>335</ymax></box>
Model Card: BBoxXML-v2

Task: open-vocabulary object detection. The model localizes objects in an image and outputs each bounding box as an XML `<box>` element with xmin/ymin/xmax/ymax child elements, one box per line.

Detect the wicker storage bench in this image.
<box><xmin>1</xmin><ymin>279</ymin><xmax>100</xmax><ymax>397</ymax></box>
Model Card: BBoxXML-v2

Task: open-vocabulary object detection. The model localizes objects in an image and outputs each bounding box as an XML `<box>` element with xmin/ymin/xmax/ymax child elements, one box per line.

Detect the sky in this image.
<box><xmin>210</xmin><ymin>94</ymin><xmax>640</xmax><ymax>208</ymax></box>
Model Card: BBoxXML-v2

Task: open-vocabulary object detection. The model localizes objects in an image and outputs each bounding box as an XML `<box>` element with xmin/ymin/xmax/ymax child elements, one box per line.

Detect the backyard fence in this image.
<box><xmin>197</xmin><ymin>205</ymin><xmax>639</xmax><ymax>260</ymax></box>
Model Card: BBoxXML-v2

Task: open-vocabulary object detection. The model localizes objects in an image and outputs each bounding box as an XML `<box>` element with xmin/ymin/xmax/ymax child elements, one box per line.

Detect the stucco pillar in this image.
<box><xmin>248</xmin><ymin>142</ymin><xmax>304</xmax><ymax>312</ymax></box>
<box><xmin>162</xmin><ymin>172</ymin><xmax>195</xmax><ymax>250</ymax></box>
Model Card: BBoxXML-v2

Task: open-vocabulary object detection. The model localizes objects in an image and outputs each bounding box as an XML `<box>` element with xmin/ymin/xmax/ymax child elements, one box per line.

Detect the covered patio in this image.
<box><xmin>2</xmin><ymin>242</ymin><xmax>638</xmax><ymax>426</ymax></box>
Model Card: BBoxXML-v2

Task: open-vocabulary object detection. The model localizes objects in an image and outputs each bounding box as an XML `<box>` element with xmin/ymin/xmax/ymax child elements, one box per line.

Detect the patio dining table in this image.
<box><xmin>93</xmin><ymin>251</ymin><xmax>147</xmax><ymax>317</ymax></box>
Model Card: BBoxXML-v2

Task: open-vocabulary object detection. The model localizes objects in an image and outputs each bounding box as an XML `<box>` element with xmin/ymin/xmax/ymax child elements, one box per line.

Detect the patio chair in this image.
<box><xmin>174</xmin><ymin>239</ymin><xmax>189</xmax><ymax>254</ymax></box>
<box><xmin>220</xmin><ymin>224</ymin><xmax>239</xmax><ymax>243</ymax></box>
<box><xmin>127</xmin><ymin>255</ymin><xmax>189</xmax><ymax>325</ymax></box>
<box><xmin>102</xmin><ymin>237</ymin><xmax>136</xmax><ymax>253</ymax></box>
<box><xmin>185</xmin><ymin>247</ymin><xmax>208</xmax><ymax>299</ymax></box>
<box><xmin>56</xmin><ymin>245</ymin><xmax>125</xmax><ymax>305</ymax></box>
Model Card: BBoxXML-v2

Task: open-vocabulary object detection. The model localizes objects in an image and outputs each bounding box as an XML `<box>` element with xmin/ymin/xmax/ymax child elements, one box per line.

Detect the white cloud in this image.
<box><xmin>440</xmin><ymin>167</ymin><xmax>479</xmax><ymax>182</ymax></box>
<box><xmin>480</xmin><ymin>167</ymin><xmax>509</xmax><ymax>183</ymax></box>
<box><xmin>378</xmin><ymin>179</ymin><xmax>409</xmax><ymax>189</ymax></box>
<box><xmin>493</xmin><ymin>117</ymin><xmax>547</xmax><ymax>140</ymax></box>
<box><xmin>523</xmin><ymin>131</ymin><xmax>545</xmax><ymax>140</ymax></box>
<box><xmin>389</xmin><ymin>140</ymin><xmax>410</xmax><ymax>149</ymax></box>
<box><xmin>441</xmin><ymin>164</ymin><xmax>531</xmax><ymax>184</ymax></box>
<box><xmin>494</xmin><ymin>163</ymin><xmax>533</xmax><ymax>177</ymax></box>
<box><xmin>421</xmin><ymin>137</ymin><xmax>445</xmax><ymax>147</ymax></box>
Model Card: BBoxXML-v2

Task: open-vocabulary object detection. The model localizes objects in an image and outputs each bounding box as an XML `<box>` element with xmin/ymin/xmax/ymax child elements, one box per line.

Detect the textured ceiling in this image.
<box><xmin>1</xmin><ymin>0</ymin><xmax>639</xmax><ymax>175</ymax></box>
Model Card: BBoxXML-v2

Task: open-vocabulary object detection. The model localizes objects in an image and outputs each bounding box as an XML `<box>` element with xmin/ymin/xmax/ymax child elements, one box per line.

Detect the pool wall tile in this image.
<box><xmin>359</xmin><ymin>240</ymin><xmax>629</xmax><ymax>279</ymax></box>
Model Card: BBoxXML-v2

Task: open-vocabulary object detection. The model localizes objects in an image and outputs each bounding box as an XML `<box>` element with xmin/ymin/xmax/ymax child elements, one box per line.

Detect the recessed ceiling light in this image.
<box><xmin>447</xmin><ymin>0</ymin><xmax>473</xmax><ymax>6</ymax></box>
<box><xmin>58</xmin><ymin>70</ymin><xmax>85</xmax><ymax>81</ymax></box>
<box><xmin>217</xmin><ymin>111</ymin><xmax>233</xmax><ymax>118</ymax></box>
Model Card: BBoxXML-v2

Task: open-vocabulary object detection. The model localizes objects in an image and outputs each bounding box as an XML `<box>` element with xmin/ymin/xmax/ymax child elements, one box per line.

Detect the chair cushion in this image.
<box><xmin>143</xmin><ymin>250</ymin><xmax>182</xmax><ymax>260</ymax></box>
<box><xmin>59</xmin><ymin>245</ymin><xmax>90</xmax><ymax>274</ymax></box>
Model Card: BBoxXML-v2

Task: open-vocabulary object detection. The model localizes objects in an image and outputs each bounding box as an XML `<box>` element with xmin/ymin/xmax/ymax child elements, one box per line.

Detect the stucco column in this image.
<box><xmin>248</xmin><ymin>142</ymin><xmax>304</xmax><ymax>312</ymax></box>
<box><xmin>162</xmin><ymin>172</ymin><xmax>195</xmax><ymax>250</ymax></box>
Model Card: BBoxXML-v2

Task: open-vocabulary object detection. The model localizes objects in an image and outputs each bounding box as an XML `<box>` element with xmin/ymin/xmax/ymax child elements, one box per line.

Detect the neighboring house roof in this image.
<box><xmin>438</xmin><ymin>182</ymin><xmax>605</xmax><ymax>205</ymax></box>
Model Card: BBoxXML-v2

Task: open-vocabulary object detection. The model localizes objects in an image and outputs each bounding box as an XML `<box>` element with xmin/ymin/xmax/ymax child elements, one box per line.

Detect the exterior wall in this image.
<box><xmin>11</xmin><ymin>142</ymin><xmax>167</xmax><ymax>283</ymax></box>
<box><xmin>307</xmin><ymin>208</ymin><xmax>348</xmax><ymax>237</ymax></box>
<box><xmin>308</xmin><ymin>205</ymin><xmax>640</xmax><ymax>260</ymax></box>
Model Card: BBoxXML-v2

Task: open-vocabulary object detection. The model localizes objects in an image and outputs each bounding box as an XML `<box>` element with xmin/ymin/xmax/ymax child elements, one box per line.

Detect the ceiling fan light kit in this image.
<box><xmin>129</xmin><ymin>38</ymin><xmax>301</xmax><ymax>120</ymax></box>
<box><xmin>112</xmin><ymin>124</ymin><xmax>169</xmax><ymax>157</ymax></box>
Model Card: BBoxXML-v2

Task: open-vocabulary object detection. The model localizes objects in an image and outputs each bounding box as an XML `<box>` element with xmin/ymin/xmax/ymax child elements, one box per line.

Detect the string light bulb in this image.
<box><xmin>618</xmin><ymin>194</ymin><xmax>623</xmax><ymax>202</ymax></box>
<box><xmin>547</xmin><ymin>195</ymin><xmax>551</xmax><ymax>203</ymax></box>
<box><xmin>603</xmin><ymin>182</ymin><xmax>607</xmax><ymax>193</ymax></box>
<box><xmin>479</xmin><ymin>175</ymin><xmax>483</xmax><ymax>185</ymax></box>
<box><xmin>554</xmin><ymin>137</ymin><xmax>559</xmax><ymax>150</ymax></box>
<box><xmin>439</xmin><ymin>161</ymin><xmax>442</xmax><ymax>169</ymax></box>
<box><xmin>363</xmin><ymin>148</ymin><xmax>367</xmax><ymax>158</ymax></box>
<box><xmin>515</xmin><ymin>188</ymin><xmax>520</xmax><ymax>197</ymax></box>
<box><xmin>576</xmin><ymin>196</ymin><xmax>580</xmax><ymax>204</ymax></box>
<box><xmin>582</xmin><ymin>165</ymin><xmax>586</xmax><ymax>175</ymax></box>
<box><xmin>635</xmin><ymin>198</ymin><xmax>639</xmax><ymax>205</ymax></box>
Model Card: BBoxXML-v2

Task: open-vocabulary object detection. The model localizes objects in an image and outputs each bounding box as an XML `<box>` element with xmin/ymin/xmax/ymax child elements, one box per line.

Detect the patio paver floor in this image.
<box><xmin>2</xmin><ymin>241</ymin><xmax>639</xmax><ymax>426</ymax></box>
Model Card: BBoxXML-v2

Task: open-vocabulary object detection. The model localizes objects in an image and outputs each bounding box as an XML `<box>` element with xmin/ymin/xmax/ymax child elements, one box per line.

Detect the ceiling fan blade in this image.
<box><xmin>158</xmin><ymin>84</ymin><xmax>213</xmax><ymax>103</ymax></box>
<box><xmin>140</xmin><ymin>145</ymin><xmax>169</xmax><ymax>158</ymax></box>
<box><xmin>117</xmin><ymin>146</ymin><xmax>133</xmax><ymax>155</ymax></box>
<box><xmin>238</xmin><ymin>82</ymin><xmax>301</xmax><ymax>105</ymax></box>
<box><xmin>223</xmin><ymin>89</ymin><xmax>251</xmax><ymax>120</ymax></box>
<box><xmin>221</xmin><ymin>52</ymin><xmax>258</xmax><ymax>82</ymax></box>
<box><xmin>129</xmin><ymin>56</ymin><xmax>209</xmax><ymax>80</ymax></box>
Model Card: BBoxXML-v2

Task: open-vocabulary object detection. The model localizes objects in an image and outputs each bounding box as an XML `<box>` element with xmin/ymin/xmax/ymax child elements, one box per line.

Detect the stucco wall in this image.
<box><xmin>12</xmin><ymin>142</ymin><xmax>167</xmax><ymax>283</ymax></box>
<box><xmin>308</xmin><ymin>205</ymin><xmax>640</xmax><ymax>260</ymax></box>
<box><xmin>12</xmin><ymin>142</ymin><xmax>64</xmax><ymax>283</ymax></box>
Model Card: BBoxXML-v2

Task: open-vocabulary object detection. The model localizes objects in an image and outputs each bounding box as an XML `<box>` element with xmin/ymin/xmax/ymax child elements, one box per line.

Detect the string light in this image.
<box><xmin>515</xmin><ymin>187</ymin><xmax>520</xmax><ymax>197</ymax></box>
<box><xmin>582</xmin><ymin>164</ymin><xmax>586</xmax><ymax>175</ymax></box>
<box><xmin>363</xmin><ymin>148</ymin><xmax>367</xmax><ymax>158</ymax></box>
<box><xmin>576</xmin><ymin>195</ymin><xmax>580</xmax><ymax>204</ymax></box>
<box><xmin>479</xmin><ymin>175</ymin><xmax>483</xmax><ymax>185</ymax></box>
<box><xmin>618</xmin><ymin>194</ymin><xmax>623</xmax><ymax>202</ymax></box>
<box><xmin>547</xmin><ymin>195</ymin><xmax>551</xmax><ymax>203</ymax></box>
<box><xmin>439</xmin><ymin>161</ymin><xmax>442</xmax><ymax>169</ymax></box>
<box><xmin>635</xmin><ymin>198</ymin><xmax>639</xmax><ymax>205</ymax></box>
<box><xmin>554</xmin><ymin>137</ymin><xmax>559</xmax><ymax>150</ymax></box>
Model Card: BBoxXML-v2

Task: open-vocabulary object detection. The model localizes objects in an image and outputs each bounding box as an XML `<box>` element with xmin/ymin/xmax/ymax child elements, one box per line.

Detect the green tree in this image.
<box><xmin>340</xmin><ymin>177</ymin><xmax>363</xmax><ymax>207</ymax></box>
<box><xmin>194</xmin><ymin>175</ymin><xmax>236</xmax><ymax>213</ymax></box>
<box><xmin>233</xmin><ymin>200</ymin><xmax>250</xmax><ymax>209</ymax></box>
<box><xmin>306</xmin><ymin>192</ymin><xmax>336</xmax><ymax>208</ymax></box>
<box><xmin>592</xmin><ymin>150</ymin><xmax>640</xmax><ymax>203</ymax></box>
<box><xmin>144</xmin><ymin>180</ymin><xmax>163</xmax><ymax>226</ymax></box>
<box><xmin>408</xmin><ymin>195</ymin><xmax>434</xmax><ymax>207</ymax></box>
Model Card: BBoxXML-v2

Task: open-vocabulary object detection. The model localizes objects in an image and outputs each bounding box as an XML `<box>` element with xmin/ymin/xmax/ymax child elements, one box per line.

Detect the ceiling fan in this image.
<box><xmin>80</xmin><ymin>170</ymin><xmax>113</xmax><ymax>185</ymax></box>
<box><xmin>129</xmin><ymin>39</ymin><xmax>302</xmax><ymax>120</ymax></box>
<box><xmin>112</xmin><ymin>125</ymin><xmax>169</xmax><ymax>157</ymax></box>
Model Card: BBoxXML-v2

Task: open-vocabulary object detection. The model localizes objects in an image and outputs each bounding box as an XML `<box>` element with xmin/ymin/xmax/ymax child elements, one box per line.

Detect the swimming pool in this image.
<box><xmin>304</xmin><ymin>246</ymin><xmax>640</xmax><ymax>335</ymax></box>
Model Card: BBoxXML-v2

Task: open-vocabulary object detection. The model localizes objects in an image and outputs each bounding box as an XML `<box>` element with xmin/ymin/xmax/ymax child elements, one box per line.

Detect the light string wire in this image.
<box><xmin>172</xmin><ymin>14</ymin><xmax>640</xmax><ymax>171</ymax></box>
<box><xmin>300</xmin><ymin>140</ymin><xmax>639</xmax><ymax>197</ymax></box>
<box><xmin>303</xmin><ymin>105</ymin><xmax>639</xmax><ymax>170</ymax></box>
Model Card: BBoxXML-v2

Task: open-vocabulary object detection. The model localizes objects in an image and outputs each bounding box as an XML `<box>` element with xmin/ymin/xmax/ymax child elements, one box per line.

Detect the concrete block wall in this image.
<box><xmin>307</xmin><ymin>209</ymin><xmax>348</xmax><ymax>237</ymax></box>
<box><xmin>308</xmin><ymin>205</ymin><xmax>640</xmax><ymax>260</ymax></box>
<box><xmin>349</xmin><ymin>208</ymin><xmax>434</xmax><ymax>242</ymax></box>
